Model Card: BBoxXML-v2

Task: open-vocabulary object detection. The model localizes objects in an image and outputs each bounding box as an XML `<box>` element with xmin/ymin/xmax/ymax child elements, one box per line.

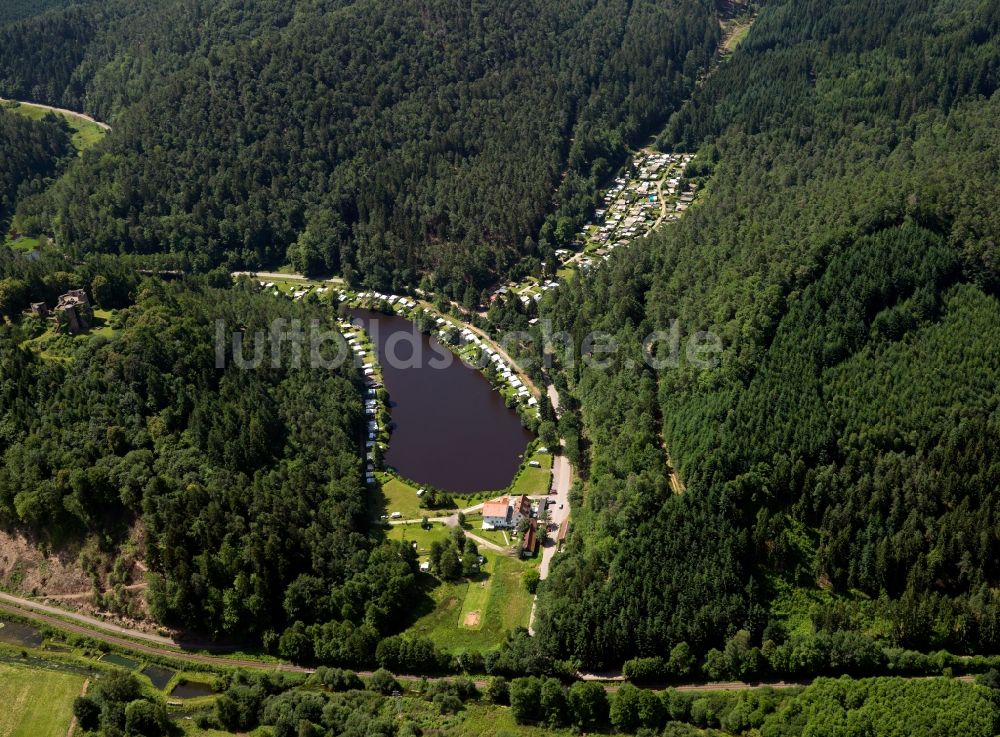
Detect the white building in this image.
<box><xmin>481</xmin><ymin>495</ymin><xmax>532</xmax><ymax>530</ymax></box>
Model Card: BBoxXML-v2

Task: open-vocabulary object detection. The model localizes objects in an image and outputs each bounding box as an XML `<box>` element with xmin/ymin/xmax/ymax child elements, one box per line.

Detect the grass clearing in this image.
<box><xmin>450</xmin><ymin>703</ymin><xmax>579</xmax><ymax>736</ymax></box>
<box><xmin>458</xmin><ymin>563</ymin><xmax>494</xmax><ymax>631</ymax></box>
<box><xmin>0</xmin><ymin>660</ymin><xmax>85</xmax><ymax>737</ymax></box>
<box><xmin>511</xmin><ymin>452</ymin><xmax>552</xmax><ymax>495</ymax></box>
<box><xmin>723</xmin><ymin>19</ymin><xmax>753</xmax><ymax>54</ymax></box>
<box><xmin>4</xmin><ymin>235</ymin><xmax>43</xmax><ymax>253</ymax></box>
<box><xmin>465</xmin><ymin>515</ymin><xmax>513</xmax><ymax>550</ymax></box>
<box><xmin>388</xmin><ymin>521</ymin><xmax>453</xmax><ymax>560</ymax></box>
<box><xmin>372</xmin><ymin>474</ymin><xmax>453</xmax><ymax>520</ymax></box>
<box><xmin>2</xmin><ymin>100</ymin><xmax>108</xmax><ymax>153</ymax></box>
<box><xmin>403</xmin><ymin>555</ymin><xmax>536</xmax><ymax>651</ymax></box>
<box><xmin>89</xmin><ymin>308</ymin><xmax>117</xmax><ymax>339</ymax></box>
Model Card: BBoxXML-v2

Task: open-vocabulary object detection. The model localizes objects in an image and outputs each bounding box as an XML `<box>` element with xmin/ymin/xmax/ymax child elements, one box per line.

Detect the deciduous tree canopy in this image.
<box><xmin>0</xmin><ymin>256</ymin><xmax>418</xmax><ymax>654</ymax></box>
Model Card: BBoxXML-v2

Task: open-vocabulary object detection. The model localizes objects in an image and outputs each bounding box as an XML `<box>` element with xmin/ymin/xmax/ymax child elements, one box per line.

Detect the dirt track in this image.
<box><xmin>0</xmin><ymin>593</ymin><xmax>486</xmax><ymax>684</ymax></box>
<box><xmin>0</xmin><ymin>97</ymin><xmax>111</xmax><ymax>130</ymax></box>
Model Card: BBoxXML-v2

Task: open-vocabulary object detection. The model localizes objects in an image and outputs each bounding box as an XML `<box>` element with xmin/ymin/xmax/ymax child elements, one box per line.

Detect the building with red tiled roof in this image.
<box><xmin>482</xmin><ymin>497</ymin><xmax>512</xmax><ymax>529</ymax></box>
<box><xmin>514</xmin><ymin>495</ymin><xmax>531</xmax><ymax>521</ymax></box>
<box><xmin>521</xmin><ymin>519</ymin><xmax>538</xmax><ymax>557</ymax></box>
<box><xmin>481</xmin><ymin>494</ymin><xmax>533</xmax><ymax>530</ymax></box>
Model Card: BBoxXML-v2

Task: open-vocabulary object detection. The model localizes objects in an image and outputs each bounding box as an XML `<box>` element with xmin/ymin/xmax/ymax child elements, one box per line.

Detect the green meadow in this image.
<box><xmin>0</xmin><ymin>661</ymin><xmax>85</xmax><ymax>737</ymax></box>
<box><xmin>2</xmin><ymin>99</ymin><xmax>108</xmax><ymax>153</ymax></box>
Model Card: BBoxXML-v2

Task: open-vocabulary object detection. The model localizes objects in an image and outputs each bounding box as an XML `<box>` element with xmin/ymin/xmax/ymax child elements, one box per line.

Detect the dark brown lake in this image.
<box><xmin>350</xmin><ymin>309</ymin><xmax>533</xmax><ymax>493</ymax></box>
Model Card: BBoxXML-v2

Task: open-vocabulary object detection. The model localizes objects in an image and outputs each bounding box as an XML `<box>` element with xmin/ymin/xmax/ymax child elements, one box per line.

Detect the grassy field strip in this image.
<box><xmin>484</xmin><ymin>558</ymin><xmax>534</xmax><ymax>633</ymax></box>
<box><xmin>0</xmin><ymin>661</ymin><xmax>84</xmax><ymax>737</ymax></box>
<box><xmin>458</xmin><ymin>565</ymin><xmax>494</xmax><ymax>630</ymax></box>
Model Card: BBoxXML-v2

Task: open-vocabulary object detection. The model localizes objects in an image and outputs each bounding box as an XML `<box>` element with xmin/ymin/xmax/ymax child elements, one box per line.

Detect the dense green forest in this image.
<box><xmin>535</xmin><ymin>0</ymin><xmax>1000</xmax><ymax>670</ymax></box>
<box><xmin>0</xmin><ymin>0</ymin><xmax>721</xmax><ymax>292</ymax></box>
<box><xmin>0</xmin><ymin>0</ymin><xmax>78</xmax><ymax>25</ymax></box>
<box><xmin>756</xmin><ymin>677</ymin><xmax>996</xmax><ymax>737</ymax></box>
<box><xmin>2</xmin><ymin>4</ymin><xmax>1000</xmax><ymax>727</ymax></box>
<box><xmin>0</xmin><ymin>253</ymin><xmax>421</xmax><ymax>659</ymax></box>
<box><xmin>0</xmin><ymin>106</ymin><xmax>72</xmax><ymax>224</ymax></box>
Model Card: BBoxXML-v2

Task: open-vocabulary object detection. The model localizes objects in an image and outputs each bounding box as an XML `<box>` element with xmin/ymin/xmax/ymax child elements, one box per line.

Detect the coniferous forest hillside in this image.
<box><xmin>535</xmin><ymin>0</ymin><xmax>1000</xmax><ymax>670</ymax></box>
<box><xmin>0</xmin><ymin>106</ymin><xmax>72</xmax><ymax>223</ymax></box>
<box><xmin>0</xmin><ymin>0</ymin><xmax>720</xmax><ymax>294</ymax></box>
<box><xmin>0</xmin><ymin>0</ymin><xmax>77</xmax><ymax>26</ymax></box>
